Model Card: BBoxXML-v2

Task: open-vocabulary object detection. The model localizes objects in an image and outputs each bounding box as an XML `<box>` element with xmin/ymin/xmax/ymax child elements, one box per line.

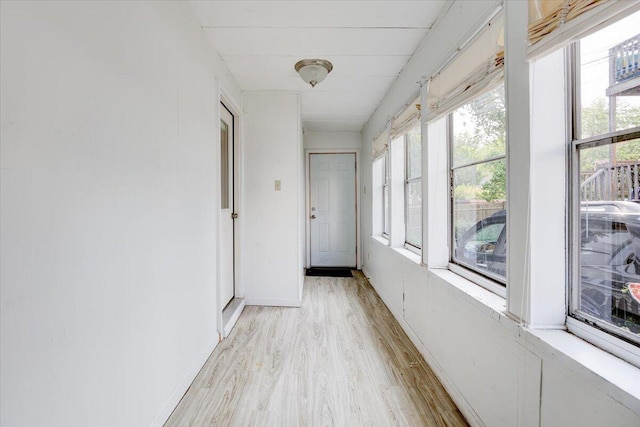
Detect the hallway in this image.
<box><xmin>165</xmin><ymin>272</ymin><xmax>467</xmax><ymax>426</ymax></box>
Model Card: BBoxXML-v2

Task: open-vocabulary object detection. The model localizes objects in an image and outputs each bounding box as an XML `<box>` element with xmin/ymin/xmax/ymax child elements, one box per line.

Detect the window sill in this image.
<box><xmin>392</xmin><ymin>246</ymin><xmax>422</xmax><ymax>265</ymax></box>
<box><xmin>527</xmin><ymin>328</ymin><xmax>640</xmax><ymax>410</ymax></box>
<box><xmin>448</xmin><ymin>263</ymin><xmax>507</xmax><ymax>298</ymax></box>
<box><xmin>566</xmin><ymin>317</ymin><xmax>640</xmax><ymax>369</ymax></box>
<box><xmin>371</xmin><ymin>235</ymin><xmax>389</xmax><ymax>246</ymax></box>
<box><xmin>429</xmin><ymin>267</ymin><xmax>507</xmax><ymax>316</ymax></box>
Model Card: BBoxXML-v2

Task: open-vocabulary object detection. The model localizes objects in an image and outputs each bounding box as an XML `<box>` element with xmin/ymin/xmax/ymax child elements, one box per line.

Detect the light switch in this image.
<box><xmin>274</xmin><ymin>180</ymin><xmax>281</xmax><ymax>191</ymax></box>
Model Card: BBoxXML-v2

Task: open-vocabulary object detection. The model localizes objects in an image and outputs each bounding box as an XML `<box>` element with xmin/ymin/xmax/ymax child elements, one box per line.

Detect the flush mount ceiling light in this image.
<box><xmin>294</xmin><ymin>59</ymin><xmax>333</xmax><ymax>87</ymax></box>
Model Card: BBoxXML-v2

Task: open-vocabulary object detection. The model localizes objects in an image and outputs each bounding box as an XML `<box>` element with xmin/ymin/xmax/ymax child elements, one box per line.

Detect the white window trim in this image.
<box><xmin>393</xmin><ymin>246</ymin><xmax>422</xmax><ymax>265</ymax></box>
<box><xmin>566</xmin><ymin>317</ymin><xmax>640</xmax><ymax>368</ymax></box>
<box><xmin>448</xmin><ymin>262</ymin><xmax>507</xmax><ymax>298</ymax></box>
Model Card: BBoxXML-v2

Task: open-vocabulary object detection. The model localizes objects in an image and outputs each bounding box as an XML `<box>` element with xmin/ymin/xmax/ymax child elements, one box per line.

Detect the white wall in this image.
<box><xmin>361</xmin><ymin>1</ymin><xmax>640</xmax><ymax>426</ymax></box>
<box><xmin>303</xmin><ymin>130</ymin><xmax>362</xmax><ymax>150</ymax></box>
<box><xmin>241</xmin><ymin>92</ymin><xmax>304</xmax><ymax>306</ymax></box>
<box><xmin>0</xmin><ymin>2</ymin><xmax>241</xmax><ymax>426</ymax></box>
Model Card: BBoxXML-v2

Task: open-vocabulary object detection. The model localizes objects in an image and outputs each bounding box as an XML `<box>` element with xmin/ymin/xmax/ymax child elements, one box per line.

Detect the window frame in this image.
<box><xmin>447</xmin><ymin>85</ymin><xmax>507</xmax><ymax>289</ymax></box>
<box><xmin>382</xmin><ymin>152</ymin><xmax>390</xmax><ymax>238</ymax></box>
<box><xmin>404</xmin><ymin>126</ymin><xmax>422</xmax><ymax>251</ymax></box>
<box><xmin>568</xmin><ymin>39</ymin><xmax>640</xmax><ymax>350</ymax></box>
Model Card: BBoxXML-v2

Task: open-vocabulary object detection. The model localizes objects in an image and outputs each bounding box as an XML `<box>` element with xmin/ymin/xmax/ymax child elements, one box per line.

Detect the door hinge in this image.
<box><xmin>231</xmin><ymin>212</ymin><xmax>238</xmax><ymax>219</ymax></box>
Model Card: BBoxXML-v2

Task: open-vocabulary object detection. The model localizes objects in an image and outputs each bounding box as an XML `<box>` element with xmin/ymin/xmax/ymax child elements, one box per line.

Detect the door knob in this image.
<box><xmin>310</xmin><ymin>215</ymin><xmax>316</xmax><ymax>219</ymax></box>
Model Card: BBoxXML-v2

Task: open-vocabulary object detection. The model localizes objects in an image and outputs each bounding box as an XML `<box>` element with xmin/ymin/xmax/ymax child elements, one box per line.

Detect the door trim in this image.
<box><xmin>217</xmin><ymin>89</ymin><xmax>243</xmax><ymax>339</ymax></box>
<box><xmin>305</xmin><ymin>149</ymin><xmax>361</xmax><ymax>270</ymax></box>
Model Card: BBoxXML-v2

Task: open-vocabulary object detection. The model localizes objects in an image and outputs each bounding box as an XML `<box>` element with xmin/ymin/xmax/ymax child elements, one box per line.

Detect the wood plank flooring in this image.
<box><xmin>165</xmin><ymin>271</ymin><xmax>468</xmax><ymax>427</ymax></box>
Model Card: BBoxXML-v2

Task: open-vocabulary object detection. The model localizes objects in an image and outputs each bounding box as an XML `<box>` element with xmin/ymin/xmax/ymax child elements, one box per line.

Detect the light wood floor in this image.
<box><xmin>165</xmin><ymin>271</ymin><xmax>468</xmax><ymax>427</ymax></box>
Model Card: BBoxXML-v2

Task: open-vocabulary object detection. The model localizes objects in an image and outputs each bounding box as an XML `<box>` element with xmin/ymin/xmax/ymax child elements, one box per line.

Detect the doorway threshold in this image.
<box><xmin>222</xmin><ymin>298</ymin><xmax>245</xmax><ymax>338</ymax></box>
<box><xmin>306</xmin><ymin>267</ymin><xmax>353</xmax><ymax>277</ymax></box>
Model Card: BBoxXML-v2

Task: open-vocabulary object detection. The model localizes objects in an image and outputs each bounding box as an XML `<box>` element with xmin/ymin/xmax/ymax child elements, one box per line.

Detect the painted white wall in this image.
<box><xmin>0</xmin><ymin>2</ymin><xmax>241</xmax><ymax>427</ymax></box>
<box><xmin>303</xmin><ymin>130</ymin><xmax>362</xmax><ymax>150</ymax></box>
<box><xmin>361</xmin><ymin>1</ymin><xmax>640</xmax><ymax>427</ymax></box>
<box><xmin>241</xmin><ymin>92</ymin><xmax>304</xmax><ymax>306</ymax></box>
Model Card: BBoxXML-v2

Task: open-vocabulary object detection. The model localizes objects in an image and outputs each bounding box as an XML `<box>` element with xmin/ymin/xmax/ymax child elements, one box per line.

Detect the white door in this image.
<box><xmin>220</xmin><ymin>104</ymin><xmax>235</xmax><ymax>308</ymax></box>
<box><xmin>310</xmin><ymin>153</ymin><xmax>357</xmax><ymax>267</ymax></box>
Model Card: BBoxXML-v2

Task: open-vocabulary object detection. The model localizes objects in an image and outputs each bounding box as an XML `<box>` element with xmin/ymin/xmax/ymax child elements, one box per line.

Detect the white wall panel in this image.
<box><xmin>0</xmin><ymin>2</ymin><xmax>241</xmax><ymax>426</ymax></box>
<box><xmin>303</xmin><ymin>131</ymin><xmax>362</xmax><ymax>150</ymax></box>
<box><xmin>541</xmin><ymin>362</ymin><xmax>640</xmax><ymax>427</ymax></box>
<box><xmin>241</xmin><ymin>92</ymin><xmax>303</xmax><ymax>305</ymax></box>
<box><xmin>304</xmin><ymin>121</ymin><xmax>365</xmax><ymax>132</ymax></box>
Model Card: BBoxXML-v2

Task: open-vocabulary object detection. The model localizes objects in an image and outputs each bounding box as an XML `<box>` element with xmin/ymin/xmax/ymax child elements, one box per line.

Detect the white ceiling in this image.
<box><xmin>189</xmin><ymin>1</ymin><xmax>448</xmax><ymax>132</ymax></box>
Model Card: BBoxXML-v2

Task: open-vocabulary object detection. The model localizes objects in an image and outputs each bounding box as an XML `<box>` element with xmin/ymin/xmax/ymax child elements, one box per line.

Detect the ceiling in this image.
<box><xmin>189</xmin><ymin>1</ymin><xmax>448</xmax><ymax>132</ymax></box>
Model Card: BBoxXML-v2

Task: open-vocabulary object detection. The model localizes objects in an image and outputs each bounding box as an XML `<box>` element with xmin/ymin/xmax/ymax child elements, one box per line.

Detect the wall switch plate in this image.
<box><xmin>274</xmin><ymin>180</ymin><xmax>281</xmax><ymax>191</ymax></box>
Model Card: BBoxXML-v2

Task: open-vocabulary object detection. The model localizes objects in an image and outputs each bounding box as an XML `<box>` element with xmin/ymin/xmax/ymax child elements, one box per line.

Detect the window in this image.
<box><xmin>372</xmin><ymin>154</ymin><xmax>389</xmax><ymax>239</ymax></box>
<box><xmin>450</xmin><ymin>85</ymin><xmax>506</xmax><ymax>283</ymax></box>
<box><xmin>571</xmin><ymin>11</ymin><xmax>640</xmax><ymax>345</ymax></box>
<box><xmin>383</xmin><ymin>153</ymin><xmax>390</xmax><ymax>237</ymax></box>
<box><xmin>405</xmin><ymin>125</ymin><xmax>422</xmax><ymax>249</ymax></box>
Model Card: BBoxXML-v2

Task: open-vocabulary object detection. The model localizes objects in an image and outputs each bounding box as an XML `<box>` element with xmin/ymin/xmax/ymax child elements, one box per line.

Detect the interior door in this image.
<box><xmin>220</xmin><ymin>103</ymin><xmax>235</xmax><ymax>308</ymax></box>
<box><xmin>310</xmin><ymin>153</ymin><xmax>357</xmax><ymax>267</ymax></box>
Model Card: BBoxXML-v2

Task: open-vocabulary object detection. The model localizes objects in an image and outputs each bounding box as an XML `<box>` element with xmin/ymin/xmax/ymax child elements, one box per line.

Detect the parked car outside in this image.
<box><xmin>455</xmin><ymin>201</ymin><xmax>640</xmax><ymax>335</ymax></box>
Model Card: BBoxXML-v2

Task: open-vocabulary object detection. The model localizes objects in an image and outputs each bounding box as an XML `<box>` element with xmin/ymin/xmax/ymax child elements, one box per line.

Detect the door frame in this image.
<box><xmin>217</xmin><ymin>89</ymin><xmax>244</xmax><ymax>339</ymax></box>
<box><xmin>305</xmin><ymin>148</ymin><xmax>361</xmax><ymax>270</ymax></box>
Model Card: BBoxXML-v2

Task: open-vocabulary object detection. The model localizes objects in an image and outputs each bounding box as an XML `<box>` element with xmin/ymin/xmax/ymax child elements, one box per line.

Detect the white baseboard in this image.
<box><xmin>244</xmin><ymin>298</ymin><xmax>302</xmax><ymax>307</ymax></box>
<box><xmin>151</xmin><ymin>338</ymin><xmax>218</xmax><ymax>427</ymax></box>
<box><xmin>364</xmin><ymin>272</ymin><xmax>484</xmax><ymax>427</ymax></box>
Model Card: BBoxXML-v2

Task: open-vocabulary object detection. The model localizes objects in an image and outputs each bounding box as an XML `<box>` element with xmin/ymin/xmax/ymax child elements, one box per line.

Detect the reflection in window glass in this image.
<box><xmin>383</xmin><ymin>154</ymin><xmax>390</xmax><ymax>236</ymax></box>
<box><xmin>452</xmin><ymin>160</ymin><xmax>506</xmax><ymax>280</ymax></box>
<box><xmin>406</xmin><ymin>181</ymin><xmax>421</xmax><ymax>248</ymax></box>
<box><xmin>406</xmin><ymin>127</ymin><xmax>421</xmax><ymax>180</ymax></box>
<box><xmin>578</xmin><ymin>11</ymin><xmax>640</xmax><ymax>139</ymax></box>
<box><xmin>577</xmin><ymin>140</ymin><xmax>640</xmax><ymax>340</ymax></box>
<box><xmin>451</xmin><ymin>85</ymin><xmax>506</xmax><ymax>282</ymax></box>
<box><xmin>405</xmin><ymin>125</ymin><xmax>422</xmax><ymax>248</ymax></box>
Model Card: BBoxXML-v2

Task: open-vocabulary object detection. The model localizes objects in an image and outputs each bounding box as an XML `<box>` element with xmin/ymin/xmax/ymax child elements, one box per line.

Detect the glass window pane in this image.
<box><xmin>578</xmin><ymin>11</ymin><xmax>640</xmax><ymax>139</ymax></box>
<box><xmin>580</xmin><ymin>138</ymin><xmax>640</xmax><ymax>201</ymax></box>
<box><xmin>383</xmin><ymin>154</ymin><xmax>389</xmax><ymax>236</ymax></box>
<box><xmin>577</xmin><ymin>139</ymin><xmax>640</xmax><ymax>339</ymax></box>
<box><xmin>406</xmin><ymin>181</ymin><xmax>422</xmax><ymax>248</ymax></box>
<box><xmin>220</xmin><ymin>119</ymin><xmax>229</xmax><ymax>209</ymax></box>
<box><xmin>452</xmin><ymin>159</ymin><xmax>506</xmax><ymax>280</ymax></box>
<box><xmin>452</xmin><ymin>85</ymin><xmax>506</xmax><ymax>168</ymax></box>
<box><xmin>406</xmin><ymin>126</ymin><xmax>421</xmax><ymax>180</ymax></box>
<box><xmin>383</xmin><ymin>185</ymin><xmax>389</xmax><ymax>235</ymax></box>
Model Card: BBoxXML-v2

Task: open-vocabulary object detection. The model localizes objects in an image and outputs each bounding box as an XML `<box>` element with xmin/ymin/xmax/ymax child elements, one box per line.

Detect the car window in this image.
<box><xmin>473</xmin><ymin>223</ymin><xmax>504</xmax><ymax>244</ymax></box>
<box><xmin>453</xmin><ymin>213</ymin><xmax>506</xmax><ymax>280</ymax></box>
<box><xmin>581</xmin><ymin>220</ymin><xmax>632</xmax><ymax>265</ymax></box>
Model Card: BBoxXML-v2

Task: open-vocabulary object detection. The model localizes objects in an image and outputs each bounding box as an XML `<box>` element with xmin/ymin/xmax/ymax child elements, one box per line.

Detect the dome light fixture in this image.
<box><xmin>294</xmin><ymin>59</ymin><xmax>333</xmax><ymax>88</ymax></box>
